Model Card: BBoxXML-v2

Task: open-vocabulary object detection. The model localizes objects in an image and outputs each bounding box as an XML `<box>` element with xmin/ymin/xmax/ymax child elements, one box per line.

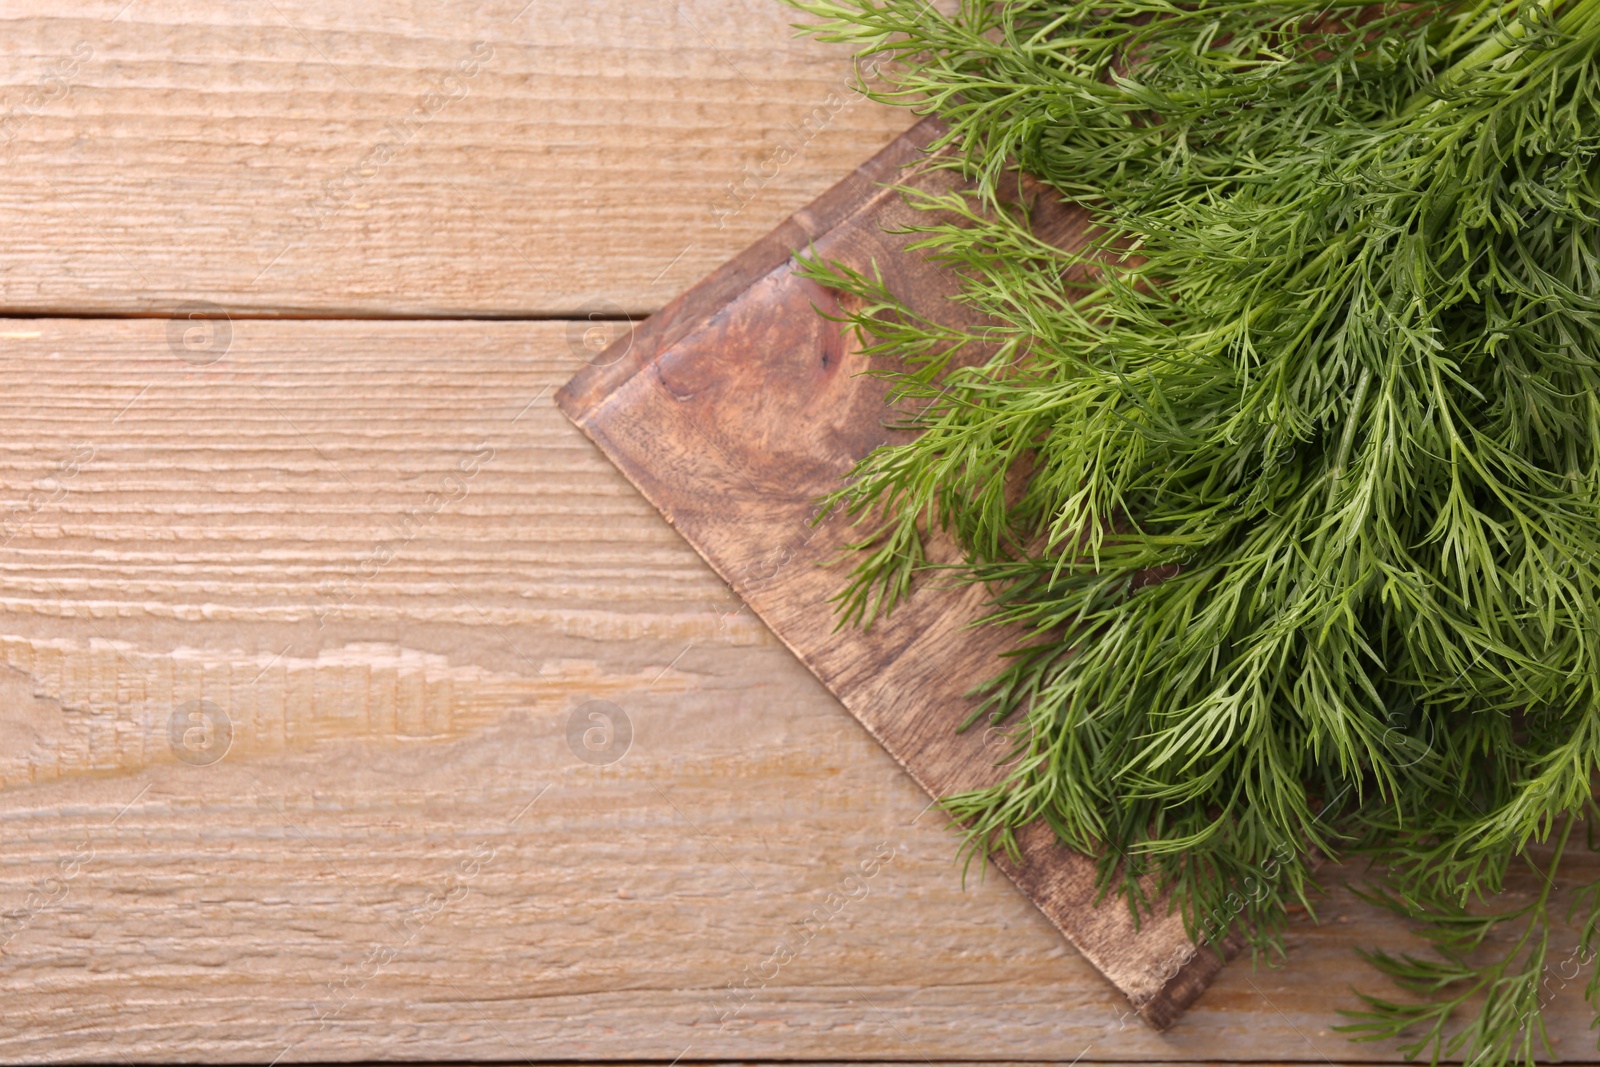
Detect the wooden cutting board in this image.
<box><xmin>557</xmin><ymin>115</ymin><xmax>1237</xmax><ymax>1029</ymax></box>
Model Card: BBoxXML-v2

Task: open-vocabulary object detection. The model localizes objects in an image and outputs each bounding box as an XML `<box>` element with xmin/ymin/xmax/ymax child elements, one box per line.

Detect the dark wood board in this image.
<box><xmin>556</xmin><ymin>115</ymin><xmax>1237</xmax><ymax>1030</ymax></box>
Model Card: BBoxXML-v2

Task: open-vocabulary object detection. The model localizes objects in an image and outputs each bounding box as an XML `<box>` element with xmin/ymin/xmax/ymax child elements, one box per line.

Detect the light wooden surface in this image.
<box><xmin>0</xmin><ymin>0</ymin><xmax>909</xmax><ymax>316</ymax></box>
<box><xmin>0</xmin><ymin>320</ymin><xmax>1596</xmax><ymax>1065</ymax></box>
<box><xmin>1</xmin><ymin>3</ymin><xmax>1598</xmax><ymax>1063</ymax></box>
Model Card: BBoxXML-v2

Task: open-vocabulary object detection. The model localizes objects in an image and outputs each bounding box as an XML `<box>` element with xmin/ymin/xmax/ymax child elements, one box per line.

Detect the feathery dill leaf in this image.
<box><xmin>784</xmin><ymin>0</ymin><xmax>1600</xmax><ymax>1059</ymax></box>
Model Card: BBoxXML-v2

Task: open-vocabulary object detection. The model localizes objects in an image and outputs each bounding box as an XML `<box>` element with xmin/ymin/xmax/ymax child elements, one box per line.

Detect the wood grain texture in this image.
<box><xmin>0</xmin><ymin>0</ymin><xmax>913</xmax><ymax>316</ymax></box>
<box><xmin>0</xmin><ymin>318</ymin><xmax>1597</xmax><ymax>1063</ymax></box>
<box><xmin>560</xmin><ymin>116</ymin><xmax>1232</xmax><ymax>1030</ymax></box>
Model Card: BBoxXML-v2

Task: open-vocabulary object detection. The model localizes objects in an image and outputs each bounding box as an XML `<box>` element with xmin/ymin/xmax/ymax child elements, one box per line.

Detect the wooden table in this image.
<box><xmin>0</xmin><ymin>3</ymin><xmax>1596</xmax><ymax>1063</ymax></box>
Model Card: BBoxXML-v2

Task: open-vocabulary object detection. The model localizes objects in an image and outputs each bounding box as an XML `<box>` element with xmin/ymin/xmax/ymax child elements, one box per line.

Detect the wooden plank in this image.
<box><xmin>559</xmin><ymin>116</ymin><xmax>1231</xmax><ymax>1029</ymax></box>
<box><xmin>0</xmin><ymin>318</ymin><xmax>1596</xmax><ymax>1063</ymax></box>
<box><xmin>0</xmin><ymin>0</ymin><xmax>912</xmax><ymax>316</ymax></box>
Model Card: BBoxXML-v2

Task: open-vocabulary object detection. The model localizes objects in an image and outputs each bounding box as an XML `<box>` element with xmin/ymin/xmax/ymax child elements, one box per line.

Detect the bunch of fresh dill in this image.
<box><xmin>782</xmin><ymin>0</ymin><xmax>1600</xmax><ymax>1060</ymax></box>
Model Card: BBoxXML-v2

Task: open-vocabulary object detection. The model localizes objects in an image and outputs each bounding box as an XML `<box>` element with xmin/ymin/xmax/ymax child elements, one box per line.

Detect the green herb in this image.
<box><xmin>784</xmin><ymin>0</ymin><xmax>1600</xmax><ymax>1060</ymax></box>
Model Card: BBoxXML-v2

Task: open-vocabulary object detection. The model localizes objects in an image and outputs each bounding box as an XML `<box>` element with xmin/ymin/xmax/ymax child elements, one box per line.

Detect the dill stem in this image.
<box><xmin>1402</xmin><ymin>0</ymin><xmax>1600</xmax><ymax>116</ymax></box>
<box><xmin>1435</xmin><ymin>0</ymin><xmax>1518</xmax><ymax>56</ymax></box>
<box><xmin>1529</xmin><ymin>816</ymin><xmax>1572</xmax><ymax>915</ymax></box>
<box><xmin>1307</xmin><ymin>366</ymin><xmax>1374</xmax><ymax>566</ymax></box>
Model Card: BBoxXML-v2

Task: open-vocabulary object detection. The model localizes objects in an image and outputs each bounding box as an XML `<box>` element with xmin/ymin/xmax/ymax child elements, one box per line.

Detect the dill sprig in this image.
<box><xmin>783</xmin><ymin>0</ymin><xmax>1600</xmax><ymax>1059</ymax></box>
